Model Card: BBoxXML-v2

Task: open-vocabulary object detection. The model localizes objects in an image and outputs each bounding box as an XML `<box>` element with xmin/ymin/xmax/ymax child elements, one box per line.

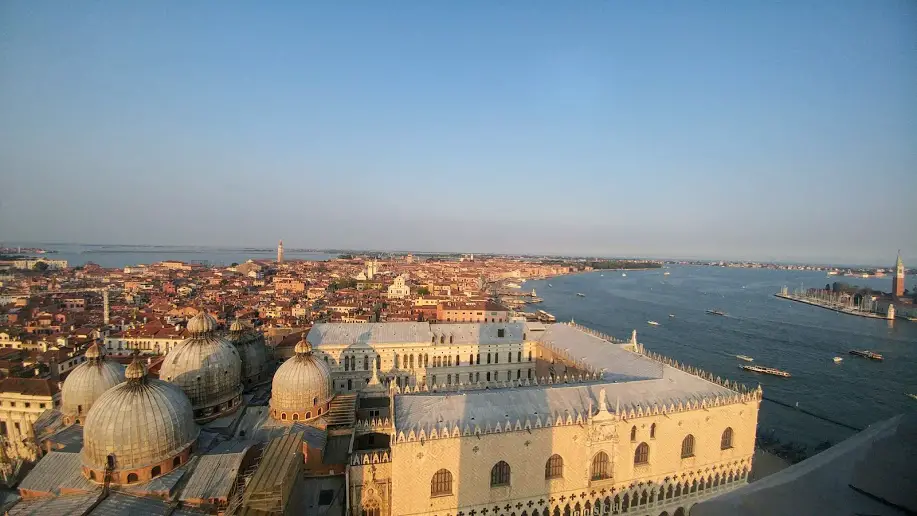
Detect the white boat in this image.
<box><xmin>907</xmin><ymin>393</ymin><xmax>917</xmax><ymax>401</ymax></box>
<box><xmin>622</xmin><ymin>273</ymin><xmax>627</xmax><ymax>277</ymax></box>
<box><xmin>647</xmin><ymin>321</ymin><xmax>659</xmax><ymax>326</ymax></box>
<box><xmin>547</xmin><ymin>283</ymin><xmax>552</xmax><ymax>287</ymax></box>
<box><xmin>576</xmin><ymin>293</ymin><xmax>586</xmax><ymax>297</ymax></box>
<box><xmin>833</xmin><ymin>357</ymin><xmax>843</xmax><ymax>363</ymax></box>
<box><xmin>736</xmin><ymin>355</ymin><xmax>754</xmax><ymax>362</ymax></box>
<box><xmin>669</xmin><ymin>314</ymin><xmax>675</xmax><ymax>318</ymax></box>
<box><xmin>664</xmin><ymin>271</ymin><xmax>670</xmax><ymax>276</ymax></box>
<box><xmin>600</xmin><ymin>274</ymin><xmax>604</xmax><ymax>277</ymax></box>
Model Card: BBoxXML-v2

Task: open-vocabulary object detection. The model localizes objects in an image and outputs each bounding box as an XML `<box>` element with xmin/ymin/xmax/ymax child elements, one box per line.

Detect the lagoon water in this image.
<box><xmin>525</xmin><ymin>267</ymin><xmax>917</xmax><ymax>447</ymax></box>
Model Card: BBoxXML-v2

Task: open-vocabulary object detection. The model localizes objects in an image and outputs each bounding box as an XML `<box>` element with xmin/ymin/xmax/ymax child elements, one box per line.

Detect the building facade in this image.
<box><xmin>0</xmin><ymin>378</ymin><xmax>61</xmax><ymax>460</ymax></box>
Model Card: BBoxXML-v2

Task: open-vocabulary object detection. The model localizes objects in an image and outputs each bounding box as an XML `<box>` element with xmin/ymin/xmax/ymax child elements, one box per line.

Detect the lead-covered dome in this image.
<box><xmin>270</xmin><ymin>336</ymin><xmax>333</xmax><ymax>422</ymax></box>
<box><xmin>160</xmin><ymin>311</ymin><xmax>243</xmax><ymax>422</ymax></box>
<box><xmin>227</xmin><ymin>319</ymin><xmax>271</xmax><ymax>387</ymax></box>
<box><xmin>82</xmin><ymin>359</ymin><xmax>199</xmax><ymax>484</ymax></box>
<box><xmin>61</xmin><ymin>343</ymin><xmax>125</xmax><ymax>424</ymax></box>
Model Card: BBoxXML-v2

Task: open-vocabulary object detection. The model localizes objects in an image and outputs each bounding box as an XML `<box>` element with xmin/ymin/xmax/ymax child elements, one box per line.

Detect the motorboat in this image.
<box><xmin>647</xmin><ymin>321</ymin><xmax>659</xmax><ymax>326</ymax></box>
<box><xmin>736</xmin><ymin>355</ymin><xmax>754</xmax><ymax>362</ymax></box>
<box><xmin>576</xmin><ymin>293</ymin><xmax>586</xmax><ymax>297</ymax></box>
<box><xmin>833</xmin><ymin>357</ymin><xmax>843</xmax><ymax>363</ymax></box>
<box><xmin>706</xmin><ymin>309</ymin><xmax>727</xmax><ymax>316</ymax></box>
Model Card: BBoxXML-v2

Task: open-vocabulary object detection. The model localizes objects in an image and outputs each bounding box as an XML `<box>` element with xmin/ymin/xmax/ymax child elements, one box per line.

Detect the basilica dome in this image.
<box><xmin>61</xmin><ymin>342</ymin><xmax>125</xmax><ymax>424</ymax></box>
<box><xmin>160</xmin><ymin>311</ymin><xmax>243</xmax><ymax>422</ymax></box>
<box><xmin>270</xmin><ymin>336</ymin><xmax>333</xmax><ymax>422</ymax></box>
<box><xmin>227</xmin><ymin>319</ymin><xmax>271</xmax><ymax>386</ymax></box>
<box><xmin>82</xmin><ymin>359</ymin><xmax>199</xmax><ymax>485</ymax></box>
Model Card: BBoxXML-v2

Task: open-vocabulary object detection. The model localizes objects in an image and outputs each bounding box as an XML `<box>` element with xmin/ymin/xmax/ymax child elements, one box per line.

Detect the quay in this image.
<box><xmin>774</xmin><ymin>292</ymin><xmax>887</xmax><ymax>320</ymax></box>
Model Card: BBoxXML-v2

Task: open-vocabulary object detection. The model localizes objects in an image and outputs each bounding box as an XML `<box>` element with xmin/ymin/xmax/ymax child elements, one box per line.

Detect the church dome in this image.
<box><xmin>61</xmin><ymin>343</ymin><xmax>125</xmax><ymax>424</ymax></box>
<box><xmin>270</xmin><ymin>335</ymin><xmax>333</xmax><ymax>422</ymax></box>
<box><xmin>227</xmin><ymin>321</ymin><xmax>271</xmax><ymax>387</ymax></box>
<box><xmin>160</xmin><ymin>311</ymin><xmax>243</xmax><ymax>422</ymax></box>
<box><xmin>82</xmin><ymin>360</ymin><xmax>199</xmax><ymax>484</ymax></box>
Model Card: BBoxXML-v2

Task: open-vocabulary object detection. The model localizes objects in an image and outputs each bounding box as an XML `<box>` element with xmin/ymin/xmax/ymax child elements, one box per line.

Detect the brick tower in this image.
<box><xmin>892</xmin><ymin>251</ymin><xmax>904</xmax><ymax>298</ymax></box>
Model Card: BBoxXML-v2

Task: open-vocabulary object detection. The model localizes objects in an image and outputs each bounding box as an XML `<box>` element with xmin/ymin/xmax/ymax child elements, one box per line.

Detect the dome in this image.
<box><xmin>82</xmin><ymin>360</ymin><xmax>199</xmax><ymax>483</ymax></box>
<box><xmin>161</xmin><ymin>311</ymin><xmax>243</xmax><ymax>422</ymax></box>
<box><xmin>187</xmin><ymin>311</ymin><xmax>219</xmax><ymax>335</ymax></box>
<box><xmin>229</xmin><ymin>319</ymin><xmax>245</xmax><ymax>333</ymax></box>
<box><xmin>61</xmin><ymin>343</ymin><xmax>125</xmax><ymax>423</ymax></box>
<box><xmin>270</xmin><ymin>336</ymin><xmax>333</xmax><ymax>421</ymax></box>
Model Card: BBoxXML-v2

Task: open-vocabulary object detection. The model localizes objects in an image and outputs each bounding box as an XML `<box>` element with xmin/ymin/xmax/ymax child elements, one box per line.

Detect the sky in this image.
<box><xmin>1</xmin><ymin>1</ymin><xmax>915</xmax><ymax>264</ymax></box>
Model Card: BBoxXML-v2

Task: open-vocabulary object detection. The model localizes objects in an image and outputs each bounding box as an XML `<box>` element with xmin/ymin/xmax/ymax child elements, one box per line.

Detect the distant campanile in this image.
<box><xmin>277</xmin><ymin>240</ymin><xmax>284</xmax><ymax>264</ymax></box>
<box><xmin>892</xmin><ymin>250</ymin><xmax>904</xmax><ymax>298</ymax></box>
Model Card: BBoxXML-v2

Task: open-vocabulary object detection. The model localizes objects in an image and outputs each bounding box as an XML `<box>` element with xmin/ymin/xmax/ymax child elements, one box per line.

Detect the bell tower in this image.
<box><xmin>277</xmin><ymin>240</ymin><xmax>284</xmax><ymax>264</ymax></box>
<box><xmin>892</xmin><ymin>250</ymin><xmax>904</xmax><ymax>298</ymax></box>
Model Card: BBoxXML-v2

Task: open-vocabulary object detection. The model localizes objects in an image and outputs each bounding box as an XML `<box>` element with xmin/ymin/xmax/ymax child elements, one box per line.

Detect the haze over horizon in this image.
<box><xmin>2</xmin><ymin>2</ymin><xmax>915</xmax><ymax>265</ymax></box>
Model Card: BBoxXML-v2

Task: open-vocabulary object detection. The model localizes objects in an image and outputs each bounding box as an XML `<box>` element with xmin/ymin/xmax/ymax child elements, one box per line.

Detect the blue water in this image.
<box><xmin>3</xmin><ymin>243</ymin><xmax>337</xmax><ymax>268</ymax></box>
<box><xmin>526</xmin><ymin>267</ymin><xmax>917</xmax><ymax>447</ymax></box>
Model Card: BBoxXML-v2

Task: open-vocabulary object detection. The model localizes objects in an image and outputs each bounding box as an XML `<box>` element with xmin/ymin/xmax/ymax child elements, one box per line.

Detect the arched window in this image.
<box><xmin>361</xmin><ymin>500</ymin><xmax>381</xmax><ymax>516</ymax></box>
<box><xmin>634</xmin><ymin>442</ymin><xmax>649</xmax><ymax>465</ymax></box>
<box><xmin>126</xmin><ymin>473</ymin><xmax>138</xmax><ymax>483</ymax></box>
<box><xmin>650</xmin><ymin>423</ymin><xmax>656</xmax><ymax>438</ymax></box>
<box><xmin>469</xmin><ymin>353</ymin><xmax>474</xmax><ymax>364</ymax></box>
<box><xmin>292</xmin><ymin>413</ymin><xmax>299</xmax><ymax>421</ymax></box>
<box><xmin>363</xmin><ymin>356</ymin><xmax>368</xmax><ymax>370</ymax></box>
<box><xmin>424</xmin><ymin>354</ymin><xmax>429</xmax><ymax>367</ymax></box>
<box><xmin>440</xmin><ymin>335</ymin><xmax>444</xmax><ymax>344</ymax></box>
<box><xmin>281</xmin><ymin>412</ymin><xmax>287</xmax><ymax>420</ymax></box>
<box><xmin>313</xmin><ymin>397</ymin><xmax>318</xmax><ymax>405</ymax></box>
<box><xmin>456</xmin><ymin>353</ymin><xmax>460</xmax><ymax>365</ymax></box>
<box><xmin>151</xmin><ymin>465</ymin><xmax>161</xmax><ymax>477</ymax></box>
<box><xmin>508</xmin><ymin>351</ymin><xmax>512</xmax><ymax>363</ymax></box>
<box><xmin>487</xmin><ymin>353</ymin><xmax>492</xmax><ymax>364</ymax></box>
<box><xmin>449</xmin><ymin>335</ymin><xmax>453</xmax><ymax>344</ymax></box>
<box><xmin>681</xmin><ymin>435</ymin><xmax>695</xmax><ymax>458</ymax></box>
<box><xmin>306</xmin><ymin>412</ymin><xmax>311</xmax><ymax>419</ymax></box>
<box><xmin>343</xmin><ymin>357</ymin><xmax>349</xmax><ymax>371</ymax></box>
<box><xmin>545</xmin><ymin>454</ymin><xmax>563</xmax><ymax>479</ymax></box>
<box><xmin>394</xmin><ymin>354</ymin><xmax>399</xmax><ymax>369</ymax></box>
<box><xmin>409</xmin><ymin>354</ymin><xmax>414</xmax><ymax>368</ymax></box>
<box><xmin>591</xmin><ymin>452</ymin><xmax>609</xmax><ymax>480</ymax></box>
<box><xmin>721</xmin><ymin>427</ymin><xmax>734</xmax><ymax>449</ymax></box>
<box><xmin>491</xmin><ymin>461</ymin><xmax>511</xmax><ymax>486</ymax></box>
<box><xmin>630</xmin><ymin>425</ymin><xmax>637</xmax><ymax>442</ymax></box>
<box><xmin>376</xmin><ymin>355</ymin><xmax>381</xmax><ymax>370</ymax></box>
<box><xmin>431</xmin><ymin>468</ymin><xmax>453</xmax><ymax>496</ymax></box>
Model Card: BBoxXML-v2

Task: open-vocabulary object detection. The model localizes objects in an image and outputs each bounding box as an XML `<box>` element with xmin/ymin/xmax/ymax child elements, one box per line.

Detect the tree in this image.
<box><xmin>32</xmin><ymin>261</ymin><xmax>49</xmax><ymax>272</ymax></box>
<box><xmin>416</xmin><ymin>286</ymin><xmax>431</xmax><ymax>296</ymax></box>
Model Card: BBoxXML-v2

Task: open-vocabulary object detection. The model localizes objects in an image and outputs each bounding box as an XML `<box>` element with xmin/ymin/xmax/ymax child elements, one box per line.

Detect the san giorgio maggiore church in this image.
<box><xmin>4</xmin><ymin>313</ymin><xmax>761</xmax><ymax>516</ymax></box>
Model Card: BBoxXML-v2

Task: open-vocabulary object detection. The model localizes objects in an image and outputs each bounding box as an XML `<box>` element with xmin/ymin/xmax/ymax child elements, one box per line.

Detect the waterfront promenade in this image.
<box><xmin>773</xmin><ymin>292</ymin><xmax>888</xmax><ymax>320</ymax></box>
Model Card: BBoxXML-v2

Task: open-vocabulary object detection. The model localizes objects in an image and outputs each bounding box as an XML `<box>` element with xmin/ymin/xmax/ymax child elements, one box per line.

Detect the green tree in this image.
<box><xmin>416</xmin><ymin>286</ymin><xmax>431</xmax><ymax>296</ymax></box>
<box><xmin>32</xmin><ymin>261</ymin><xmax>49</xmax><ymax>272</ymax></box>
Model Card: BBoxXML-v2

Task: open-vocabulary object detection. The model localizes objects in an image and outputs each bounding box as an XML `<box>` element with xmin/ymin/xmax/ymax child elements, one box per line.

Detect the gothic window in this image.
<box><xmin>431</xmin><ymin>468</ymin><xmax>453</xmax><ymax>496</ymax></box>
<box><xmin>634</xmin><ymin>442</ymin><xmax>650</xmax><ymax>465</ymax></box>
<box><xmin>650</xmin><ymin>423</ymin><xmax>656</xmax><ymax>438</ymax></box>
<box><xmin>630</xmin><ymin>425</ymin><xmax>637</xmax><ymax>442</ymax></box>
<box><xmin>721</xmin><ymin>427</ymin><xmax>734</xmax><ymax>449</ymax></box>
<box><xmin>545</xmin><ymin>454</ymin><xmax>563</xmax><ymax>479</ymax></box>
<box><xmin>681</xmin><ymin>435</ymin><xmax>695</xmax><ymax>458</ymax></box>
<box><xmin>591</xmin><ymin>452</ymin><xmax>609</xmax><ymax>480</ymax></box>
<box><xmin>361</xmin><ymin>501</ymin><xmax>381</xmax><ymax>516</ymax></box>
<box><xmin>440</xmin><ymin>335</ymin><xmax>445</xmax><ymax>344</ymax></box>
<box><xmin>491</xmin><ymin>461</ymin><xmax>511</xmax><ymax>486</ymax></box>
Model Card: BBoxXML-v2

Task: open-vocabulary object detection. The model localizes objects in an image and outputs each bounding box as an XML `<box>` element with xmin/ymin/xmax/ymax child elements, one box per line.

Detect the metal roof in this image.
<box><xmin>46</xmin><ymin>423</ymin><xmax>85</xmax><ymax>452</ymax></box>
<box><xmin>180</xmin><ymin>448</ymin><xmax>249</xmax><ymax>502</ymax></box>
<box><xmin>6</xmin><ymin>492</ymin><xmax>99</xmax><ymax>516</ymax></box>
<box><xmin>394</xmin><ymin>324</ymin><xmax>736</xmax><ymax>433</ymax></box>
<box><xmin>124</xmin><ymin>456</ymin><xmax>197</xmax><ymax>497</ymax></box>
<box><xmin>307</xmin><ymin>322</ymin><xmax>529</xmax><ymax>348</ymax></box>
<box><xmin>17</xmin><ymin>452</ymin><xmax>98</xmax><ymax>495</ymax></box>
<box><xmin>89</xmin><ymin>493</ymin><xmax>173</xmax><ymax>516</ymax></box>
<box><xmin>429</xmin><ymin>323</ymin><xmax>526</xmax><ymax>344</ymax></box>
<box><xmin>243</xmin><ymin>432</ymin><xmax>303</xmax><ymax>505</ymax></box>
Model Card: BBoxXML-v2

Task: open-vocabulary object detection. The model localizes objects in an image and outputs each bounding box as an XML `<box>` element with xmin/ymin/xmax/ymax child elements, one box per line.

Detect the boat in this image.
<box><xmin>740</xmin><ymin>365</ymin><xmax>791</xmax><ymax>377</ymax></box>
<box><xmin>576</xmin><ymin>293</ymin><xmax>586</xmax><ymax>297</ymax></box>
<box><xmin>622</xmin><ymin>273</ymin><xmax>627</xmax><ymax>277</ymax></box>
<box><xmin>833</xmin><ymin>357</ymin><xmax>843</xmax><ymax>363</ymax></box>
<box><xmin>664</xmin><ymin>271</ymin><xmax>670</xmax><ymax>276</ymax></box>
<box><xmin>669</xmin><ymin>314</ymin><xmax>675</xmax><ymax>318</ymax></box>
<box><xmin>736</xmin><ymin>355</ymin><xmax>754</xmax><ymax>362</ymax></box>
<box><xmin>706</xmin><ymin>309</ymin><xmax>727</xmax><ymax>316</ymax></box>
<box><xmin>506</xmin><ymin>282</ymin><xmax>521</xmax><ymax>289</ymax></box>
<box><xmin>849</xmin><ymin>350</ymin><xmax>883</xmax><ymax>361</ymax></box>
<box><xmin>647</xmin><ymin>321</ymin><xmax>659</xmax><ymax>326</ymax></box>
<box><xmin>907</xmin><ymin>394</ymin><xmax>917</xmax><ymax>401</ymax></box>
<box><xmin>600</xmin><ymin>274</ymin><xmax>604</xmax><ymax>277</ymax></box>
<box><xmin>547</xmin><ymin>283</ymin><xmax>552</xmax><ymax>287</ymax></box>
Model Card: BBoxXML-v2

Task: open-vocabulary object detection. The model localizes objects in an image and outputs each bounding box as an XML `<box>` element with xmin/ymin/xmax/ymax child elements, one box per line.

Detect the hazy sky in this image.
<box><xmin>1</xmin><ymin>2</ymin><xmax>915</xmax><ymax>264</ymax></box>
